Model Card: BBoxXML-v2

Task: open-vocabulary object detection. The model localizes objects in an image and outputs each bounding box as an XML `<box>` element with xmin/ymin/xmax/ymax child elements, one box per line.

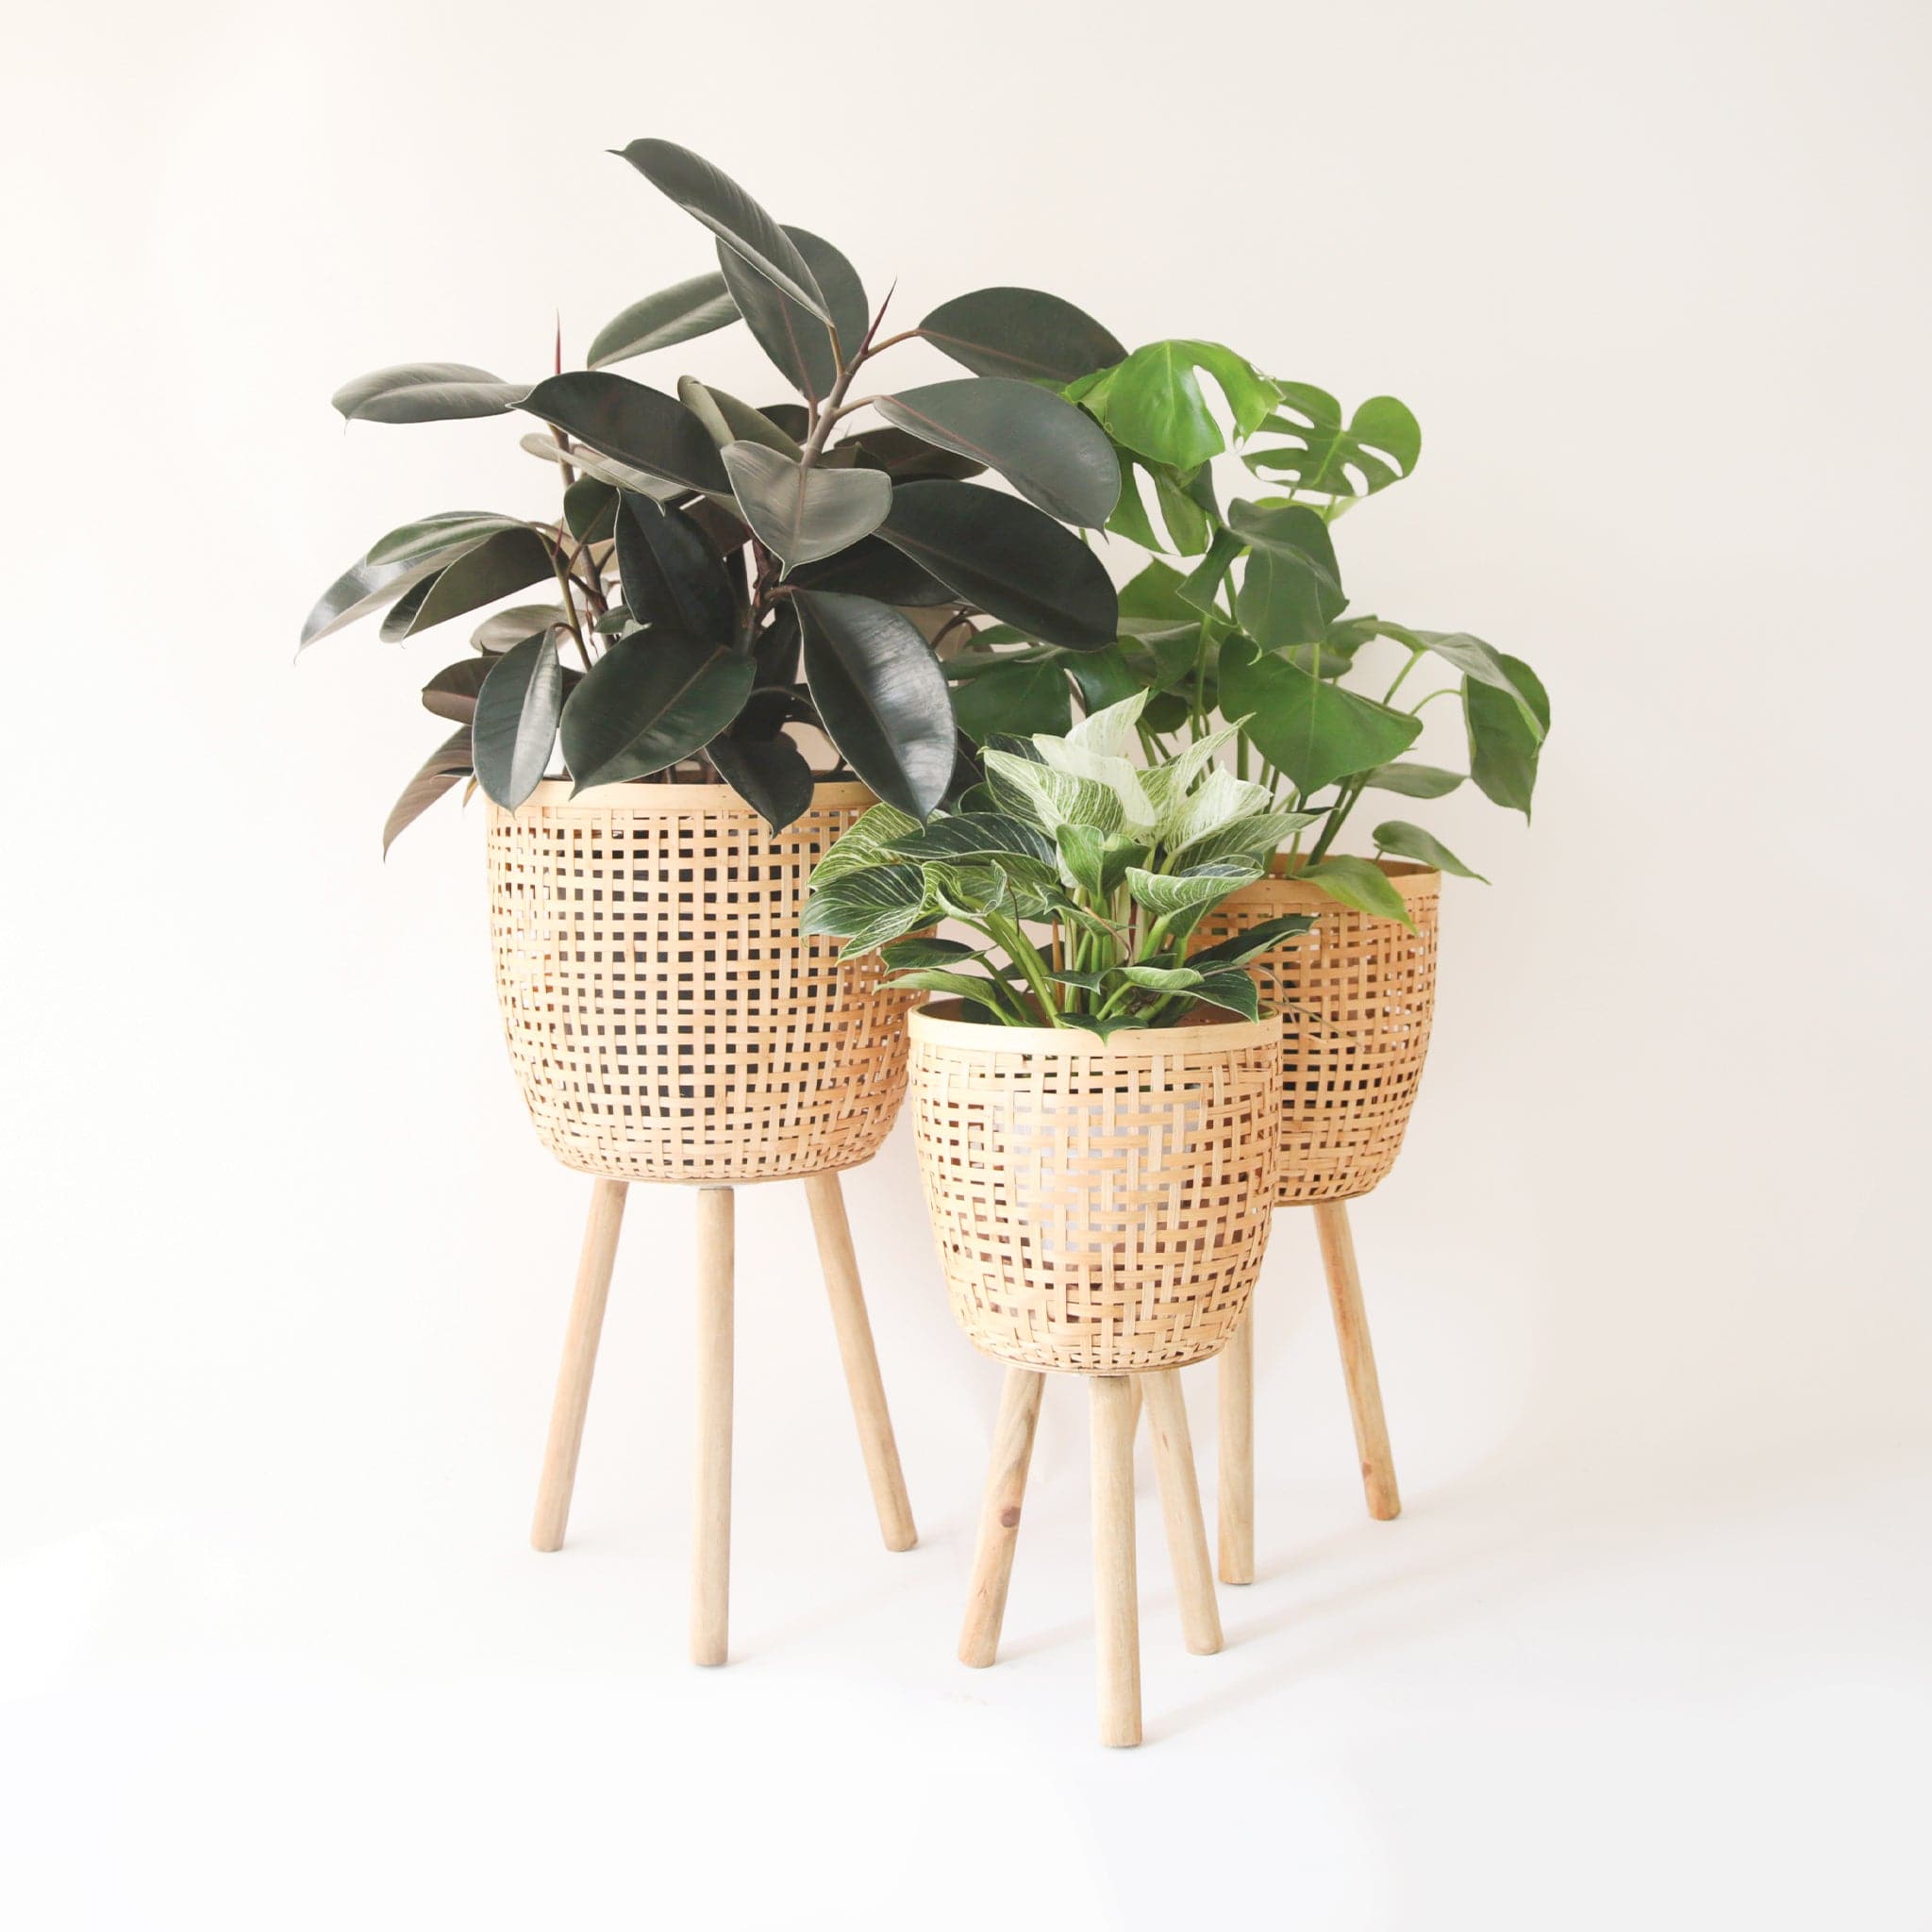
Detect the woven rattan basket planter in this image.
<box><xmin>488</xmin><ymin>779</ymin><xmax>916</xmax><ymax>1184</ymax></box>
<box><xmin>907</xmin><ymin>1003</ymin><xmax>1283</xmax><ymax>1374</ymax></box>
<box><xmin>1192</xmin><ymin>858</ymin><xmax>1440</xmax><ymax>1204</ymax></box>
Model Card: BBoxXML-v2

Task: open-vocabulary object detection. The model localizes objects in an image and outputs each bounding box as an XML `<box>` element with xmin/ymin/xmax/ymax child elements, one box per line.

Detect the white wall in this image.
<box><xmin>4</xmin><ymin>4</ymin><xmax>1928</xmax><ymax>1927</ymax></box>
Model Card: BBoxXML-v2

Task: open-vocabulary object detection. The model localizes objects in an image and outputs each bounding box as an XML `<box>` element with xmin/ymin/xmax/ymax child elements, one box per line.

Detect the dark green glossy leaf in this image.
<box><xmin>1189</xmin><ymin>913</ymin><xmax>1317</xmax><ymax>971</ymax></box>
<box><xmin>588</xmin><ymin>273</ymin><xmax>738</xmax><ymax>370</ymax></box>
<box><xmin>880</xmin><ymin>936</ymin><xmax>980</xmax><ymax>971</ymax></box>
<box><xmin>522</xmin><ymin>428</ymin><xmax>685</xmax><ymax>504</ymax></box>
<box><xmin>880</xmin><ymin>968</ymin><xmax>1013</xmax><ymax>1015</ymax></box>
<box><xmin>676</xmin><ymin>376</ymin><xmax>802</xmax><ymax>456</ymax></box>
<box><xmin>1361</xmin><ymin>760</ymin><xmax>1465</xmax><ymax>799</ymax></box>
<box><xmin>1230</xmin><ymin>500</ymin><xmax>1345</xmax><ymax>650</ymax></box>
<box><xmin>919</xmin><ymin>286</ymin><xmax>1125</xmax><ymax>385</ymax></box>
<box><xmin>1297</xmin><ymin>856</ymin><xmax>1416</xmax><ymax>927</ymax></box>
<box><xmin>790</xmin><ymin>535</ymin><xmax>953</xmax><ymax>606</ymax></box>
<box><xmin>753</xmin><ymin>604</ymin><xmax>801</xmax><ymax>685</ymax></box>
<box><xmin>301</xmin><ymin>543</ymin><xmax>454</xmax><ymax>650</ymax></box>
<box><xmin>563</xmin><ymin>477</ymin><xmax>618</xmax><ymax>543</ymax></box>
<box><xmin>422</xmin><ymin>657</ymin><xmax>494</xmax><ymax>722</ymax></box>
<box><xmin>1465</xmin><ymin>652</ymin><xmax>1550</xmax><ymax>818</ymax></box>
<box><xmin>874</xmin><ymin>379</ymin><xmax>1118</xmax><ymax>526</ymax></box>
<box><xmin>1396</xmin><ymin>628</ymin><xmax>1545</xmax><ymax>736</ymax></box>
<box><xmin>878</xmin><ymin>480</ymin><xmax>1117</xmax><ymax>650</ymax></box>
<box><xmin>841</xmin><ymin>425</ymin><xmax>984</xmax><ymax>481</ymax></box>
<box><xmin>718</xmin><ymin>225</ymin><xmax>868</xmax><ymax>400</ymax></box>
<box><xmin>1179</xmin><ymin>526</ymin><xmax>1244</xmax><ymax>615</ymax></box>
<box><xmin>381</xmin><ymin>526</ymin><xmax>557</xmax><ymax>640</ymax></box>
<box><xmin>559</xmin><ymin>630</ymin><xmax>757</xmax><ymax>789</ymax></box>
<box><xmin>332</xmin><ymin>363</ymin><xmax>525</xmax><ymax>424</ymax></box>
<box><xmin>616</xmin><ymin>494</ymin><xmax>737</xmax><ymax>642</ymax></box>
<box><xmin>795</xmin><ymin>591</ymin><xmax>955</xmax><ymax>818</ymax></box>
<box><xmin>1080</xmin><ymin>341</ymin><xmax>1276</xmax><ymax>468</ymax></box>
<box><xmin>1373</xmin><ymin>819</ymin><xmax>1486</xmax><ymax>881</ymax></box>
<box><xmin>950</xmin><ymin>657</ymin><xmax>1072</xmax><ymax>742</ymax></box>
<box><xmin>720</xmin><ymin>441</ymin><xmax>891</xmax><ymax>567</ymax></box>
<box><xmin>1067</xmin><ymin>643</ymin><xmax>1142</xmax><ymax>714</ymax></box>
<box><xmin>613</xmin><ymin>138</ymin><xmax>828</xmax><ymax>321</ymax></box>
<box><xmin>1244</xmin><ymin>387</ymin><xmax>1421</xmax><ymax>502</ymax></box>
<box><xmin>366</xmin><ymin>512</ymin><xmax>525</xmax><ymax>568</ymax></box>
<box><xmin>376</xmin><ymin>575</ymin><xmax>440</xmax><ymax>643</ymax></box>
<box><xmin>706</xmin><ymin>728</ymin><xmax>815</xmax><ymax>831</ymax></box>
<box><xmin>383</xmin><ymin>726</ymin><xmax>472</xmax><ymax>855</ymax></box>
<box><xmin>521</xmin><ymin>373</ymin><xmax>728</xmax><ymax>494</ymax></box>
<box><xmin>475</xmin><ymin>630</ymin><xmax>566</xmax><ymax>808</ymax></box>
<box><xmin>1107</xmin><ymin>454</ymin><xmax>1164</xmax><ymax>550</ymax></box>
<box><xmin>1189</xmin><ymin>969</ymin><xmax>1261</xmax><ymax>1023</ymax></box>
<box><xmin>1219</xmin><ymin>638</ymin><xmax>1421</xmax><ymax>794</ymax></box>
<box><xmin>473</xmin><ymin>603</ymin><xmax>567</xmax><ymax>654</ymax></box>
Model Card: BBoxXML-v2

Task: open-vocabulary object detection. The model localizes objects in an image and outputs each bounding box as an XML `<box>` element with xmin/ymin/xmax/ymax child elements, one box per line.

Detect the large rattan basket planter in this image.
<box><xmin>488</xmin><ymin>779</ymin><xmax>916</xmax><ymax>1184</ymax></box>
<box><xmin>907</xmin><ymin>1003</ymin><xmax>1283</xmax><ymax>1374</ymax></box>
<box><xmin>1193</xmin><ymin>858</ymin><xmax>1441</xmax><ymax>1204</ymax></box>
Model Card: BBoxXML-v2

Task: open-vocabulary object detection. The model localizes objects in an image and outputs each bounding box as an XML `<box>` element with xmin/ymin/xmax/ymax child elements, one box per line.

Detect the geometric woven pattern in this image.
<box><xmin>907</xmin><ymin>1005</ymin><xmax>1282</xmax><ymax>1374</ymax></box>
<box><xmin>488</xmin><ymin>780</ymin><xmax>915</xmax><ymax>1184</ymax></box>
<box><xmin>1192</xmin><ymin>859</ymin><xmax>1440</xmax><ymax>1204</ymax></box>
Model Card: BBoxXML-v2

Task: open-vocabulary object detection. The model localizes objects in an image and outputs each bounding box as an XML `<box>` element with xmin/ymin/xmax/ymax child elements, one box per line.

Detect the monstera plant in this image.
<box><xmin>941</xmin><ymin>346</ymin><xmax>1551</xmax><ymax>921</ymax></box>
<box><xmin>302</xmin><ymin>139</ymin><xmax>1130</xmax><ymax>848</ymax></box>
<box><xmin>804</xmin><ymin>695</ymin><xmax>1315</xmax><ymax>1035</ymax></box>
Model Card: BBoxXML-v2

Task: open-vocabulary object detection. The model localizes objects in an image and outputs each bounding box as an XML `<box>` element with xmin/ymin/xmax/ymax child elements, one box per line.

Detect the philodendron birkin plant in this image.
<box><xmin>803</xmin><ymin>695</ymin><xmax>1314</xmax><ymax>1036</ymax></box>
<box><xmin>941</xmin><ymin>348</ymin><xmax>1552</xmax><ymax>924</ymax></box>
<box><xmin>302</xmin><ymin>138</ymin><xmax>1130</xmax><ymax>848</ymax></box>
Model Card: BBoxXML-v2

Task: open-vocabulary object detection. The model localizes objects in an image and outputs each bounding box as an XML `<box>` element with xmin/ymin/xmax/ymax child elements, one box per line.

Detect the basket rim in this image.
<box><xmin>499</xmin><ymin>776</ymin><xmax>878</xmax><ymax>815</ymax></box>
<box><xmin>908</xmin><ymin>999</ymin><xmax>1282</xmax><ymax>1056</ymax></box>
<box><xmin>1235</xmin><ymin>854</ymin><xmax>1441</xmax><ymax>906</ymax></box>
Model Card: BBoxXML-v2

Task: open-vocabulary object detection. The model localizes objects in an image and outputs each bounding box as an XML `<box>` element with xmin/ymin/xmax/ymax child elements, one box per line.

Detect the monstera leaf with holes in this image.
<box><xmin>303</xmin><ymin>137</ymin><xmax>1157</xmax><ymax>848</ymax></box>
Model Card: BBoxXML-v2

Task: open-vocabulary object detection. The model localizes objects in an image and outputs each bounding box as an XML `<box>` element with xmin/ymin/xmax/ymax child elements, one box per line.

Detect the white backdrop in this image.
<box><xmin>5</xmin><ymin>3</ymin><xmax>1929</xmax><ymax>1926</ymax></box>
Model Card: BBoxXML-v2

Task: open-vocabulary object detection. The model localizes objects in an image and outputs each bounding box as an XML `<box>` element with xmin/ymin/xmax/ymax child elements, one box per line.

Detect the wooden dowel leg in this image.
<box><xmin>1314</xmin><ymin>1199</ymin><xmax>1401</xmax><ymax>1522</ymax></box>
<box><xmin>1143</xmin><ymin>1372</ymin><xmax>1223</xmax><ymax>1657</ymax></box>
<box><xmin>530</xmin><ymin>1178</ymin><xmax>628</xmax><ymax>1553</ymax></box>
<box><xmin>691</xmin><ymin>1186</ymin><xmax>735</xmax><ymax>1666</ymax></box>
<box><xmin>803</xmin><ymin>1171</ymin><xmax>917</xmax><ymax>1554</ymax></box>
<box><xmin>1217</xmin><ymin>1312</ymin><xmax>1255</xmax><ymax>1584</ymax></box>
<box><xmin>1091</xmin><ymin>1375</ymin><xmax>1142</xmax><ymax>1748</ymax></box>
<box><xmin>958</xmin><ymin>1367</ymin><xmax>1045</xmax><ymax>1668</ymax></box>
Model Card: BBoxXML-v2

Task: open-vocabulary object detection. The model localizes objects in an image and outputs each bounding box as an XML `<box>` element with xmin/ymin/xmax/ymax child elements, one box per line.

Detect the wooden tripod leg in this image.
<box><xmin>1217</xmin><ymin>1313</ymin><xmax>1255</xmax><ymax>1584</ymax></box>
<box><xmin>1143</xmin><ymin>1372</ymin><xmax>1223</xmax><ymax>1657</ymax></box>
<box><xmin>530</xmin><ymin>1178</ymin><xmax>628</xmax><ymax>1553</ymax></box>
<box><xmin>1313</xmin><ymin>1199</ymin><xmax>1400</xmax><ymax>1522</ymax></box>
<box><xmin>1091</xmin><ymin>1375</ymin><xmax>1142</xmax><ymax>1748</ymax></box>
<box><xmin>803</xmin><ymin>1171</ymin><xmax>917</xmax><ymax>1554</ymax></box>
<box><xmin>958</xmin><ymin>1367</ymin><xmax>1045</xmax><ymax>1667</ymax></box>
<box><xmin>691</xmin><ymin>1186</ymin><xmax>735</xmax><ymax>1666</ymax></box>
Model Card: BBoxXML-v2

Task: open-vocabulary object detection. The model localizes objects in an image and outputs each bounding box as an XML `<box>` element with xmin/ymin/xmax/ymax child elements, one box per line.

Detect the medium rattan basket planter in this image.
<box><xmin>907</xmin><ymin>1003</ymin><xmax>1283</xmax><ymax>1374</ymax></box>
<box><xmin>488</xmin><ymin>779</ymin><xmax>916</xmax><ymax>1184</ymax></box>
<box><xmin>1192</xmin><ymin>858</ymin><xmax>1441</xmax><ymax>1204</ymax></box>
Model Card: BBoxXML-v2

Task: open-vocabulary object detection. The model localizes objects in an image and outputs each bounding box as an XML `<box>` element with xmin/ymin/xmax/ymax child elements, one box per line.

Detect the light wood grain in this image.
<box><xmin>530</xmin><ymin>1178</ymin><xmax>628</xmax><ymax>1553</ymax></box>
<box><xmin>1091</xmin><ymin>1375</ymin><xmax>1142</xmax><ymax>1747</ymax></box>
<box><xmin>958</xmin><ymin>1368</ymin><xmax>1045</xmax><ymax>1668</ymax></box>
<box><xmin>1144</xmin><ymin>1371</ymin><xmax>1223</xmax><ymax>1656</ymax></box>
<box><xmin>691</xmin><ymin>1186</ymin><xmax>735</xmax><ymax>1666</ymax></box>
<box><xmin>1216</xmin><ymin>1313</ymin><xmax>1256</xmax><ymax>1584</ymax></box>
<box><xmin>804</xmin><ymin>1171</ymin><xmax>916</xmax><ymax>1554</ymax></box>
<box><xmin>1314</xmin><ymin>1199</ymin><xmax>1401</xmax><ymax>1521</ymax></box>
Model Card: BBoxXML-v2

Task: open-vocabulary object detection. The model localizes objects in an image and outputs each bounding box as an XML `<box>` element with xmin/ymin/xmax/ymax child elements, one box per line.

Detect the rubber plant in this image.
<box><xmin>941</xmin><ymin>345</ymin><xmax>1551</xmax><ymax>923</ymax></box>
<box><xmin>301</xmin><ymin>139</ymin><xmax>1134</xmax><ymax>849</ymax></box>
<box><xmin>803</xmin><ymin>694</ymin><xmax>1314</xmax><ymax>1035</ymax></box>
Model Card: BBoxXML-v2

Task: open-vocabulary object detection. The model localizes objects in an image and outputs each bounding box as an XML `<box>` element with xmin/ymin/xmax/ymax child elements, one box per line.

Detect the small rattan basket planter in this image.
<box><xmin>908</xmin><ymin>1001</ymin><xmax>1282</xmax><ymax>1745</ymax></box>
<box><xmin>1190</xmin><ymin>858</ymin><xmax>1440</xmax><ymax>1586</ymax></box>
<box><xmin>487</xmin><ymin>779</ymin><xmax>921</xmax><ymax>1666</ymax></box>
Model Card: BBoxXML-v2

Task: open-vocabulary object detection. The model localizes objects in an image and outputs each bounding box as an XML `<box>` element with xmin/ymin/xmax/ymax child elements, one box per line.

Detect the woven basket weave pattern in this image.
<box><xmin>1193</xmin><ymin>860</ymin><xmax>1440</xmax><ymax>1204</ymax></box>
<box><xmin>488</xmin><ymin>782</ymin><xmax>913</xmax><ymax>1183</ymax></box>
<box><xmin>908</xmin><ymin>1009</ymin><xmax>1282</xmax><ymax>1374</ymax></box>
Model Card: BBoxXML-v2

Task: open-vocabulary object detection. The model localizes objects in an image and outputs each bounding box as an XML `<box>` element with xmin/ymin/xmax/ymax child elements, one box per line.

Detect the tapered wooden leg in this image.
<box><xmin>958</xmin><ymin>1367</ymin><xmax>1045</xmax><ymax>1668</ymax></box>
<box><xmin>691</xmin><ymin>1186</ymin><xmax>735</xmax><ymax>1666</ymax></box>
<box><xmin>530</xmin><ymin>1178</ymin><xmax>628</xmax><ymax>1553</ymax></box>
<box><xmin>1143</xmin><ymin>1372</ymin><xmax>1223</xmax><ymax>1657</ymax></box>
<box><xmin>803</xmin><ymin>1171</ymin><xmax>917</xmax><ymax>1554</ymax></box>
<box><xmin>1217</xmin><ymin>1313</ymin><xmax>1255</xmax><ymax>1584</ymax></box>
<box><xmin>1091</xmin><ymin>1375</ymin><xmax>1142</xmax><ymax>1748</ymax></box>
<box><xmin>1314</xmin><ymin>1199</ymin><xmax>1401</xmax><ymax>1521</ymax></box>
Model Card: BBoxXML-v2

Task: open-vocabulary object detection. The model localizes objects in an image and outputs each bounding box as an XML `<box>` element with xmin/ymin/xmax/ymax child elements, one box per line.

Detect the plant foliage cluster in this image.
<box><xmin>803</xmin><ymin>696</ymin><xmax>1315</xmax><ymax>1035</ymax></box>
